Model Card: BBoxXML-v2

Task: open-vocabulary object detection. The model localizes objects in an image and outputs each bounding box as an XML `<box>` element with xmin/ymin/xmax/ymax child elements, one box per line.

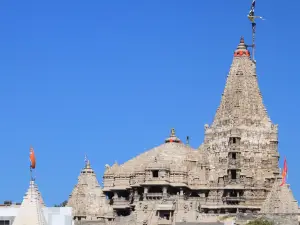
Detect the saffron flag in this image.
<box><xmin>248</xmin><ymin>0</ymin><xmax>256</xmax><ymax>22</ymax></box>
<box><xmin>29</xmin><ymin>147</ymin><xmax>36</xmax><ymax>169</ymax></box>
<box><xmin>280</xmin><ymin>157</ymin><xmax>288</xmax><ymax>186</ymax></box>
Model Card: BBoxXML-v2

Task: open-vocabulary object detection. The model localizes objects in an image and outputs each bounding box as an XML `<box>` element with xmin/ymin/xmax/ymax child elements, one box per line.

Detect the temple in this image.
<box><xmin>12</xmin><ymin>181</ymin><xmax>48</xmax><ymax>225</ymax></box>
<box><xmin>66</xmin><ymin>37</ymin><xmax>299</xmax><ymax>225</ymax></box>
<box><xmin>67</xmin><ymin>159</ymin><xmax>114</xmax><ymax>223</ymax></box>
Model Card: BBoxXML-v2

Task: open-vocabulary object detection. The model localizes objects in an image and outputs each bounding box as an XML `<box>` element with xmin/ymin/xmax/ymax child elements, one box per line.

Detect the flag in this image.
<box><xmin>280</xmin><ymin>157</ymin><xmax>288</xmax><ymax>186</ymax></box>
<box><xmin>248</xmin><ymin>0</ymin><xmax>256</xmax><ymax>22</ymax></box>
<box><xmin>29</xmin><ymin>147</ymin><xmax>36</xmax><ymax>169</ymax></box>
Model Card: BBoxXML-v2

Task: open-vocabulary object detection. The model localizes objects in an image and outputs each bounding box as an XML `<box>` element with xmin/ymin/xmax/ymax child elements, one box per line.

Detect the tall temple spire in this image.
<box><xmin>12</xmin><ymin>181</ymin><xmax>47</xmax><ymax>225</ymax></box>
<box><xmin>211</xmin><ymin>37</ymin><xmax>270</xmax><ymax>128</ymax></box>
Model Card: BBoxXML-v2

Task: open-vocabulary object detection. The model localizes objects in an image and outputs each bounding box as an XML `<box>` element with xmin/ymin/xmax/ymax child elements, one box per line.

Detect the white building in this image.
<box><xmin>0</xmin><ymin>180</ymin><xmax>73</xmax><ymax>225</ymax></box>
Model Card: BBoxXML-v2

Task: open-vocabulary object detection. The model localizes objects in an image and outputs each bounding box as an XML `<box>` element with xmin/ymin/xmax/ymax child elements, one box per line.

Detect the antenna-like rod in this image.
<box><xmin>247</xmin><ymin>0</ymin><xmax>264</xmax><ymax>62</ymax></box>
<box><xmin>251</xmin><ymin>23</ymin><xmax>256</xmax><ymax>61</ymax></box>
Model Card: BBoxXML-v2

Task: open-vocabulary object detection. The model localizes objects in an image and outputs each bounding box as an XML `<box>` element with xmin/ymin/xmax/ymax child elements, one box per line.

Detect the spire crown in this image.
<box><xmin>234</xmin><ymin>37</ymin><xmax>250</xmax><ymax>57</ymax></box>
<box><xmin>85</xmin><ymin>159</ymin><xmax>91</xmax><ymax>169</ymax></box>
<box><xmin>165</xmin><ymin>128</ymin><xmax>181</xmax><ymax>143</ymax></box>
<box><xmin>81</xmin><ymin>157</ymin><xmax>94</xmax><ymax>174</ymax></box>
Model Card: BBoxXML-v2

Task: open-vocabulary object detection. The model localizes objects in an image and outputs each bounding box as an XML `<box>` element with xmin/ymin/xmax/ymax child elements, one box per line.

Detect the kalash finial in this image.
<box><xmin>165</xmin><ymin>128</ymin><xmax>181</xmax><ymax>143</ymax></box>
<box><xmin>86</xmin><ymin>160</ymin><xmax>91</xmax><ymax>169</ymax></box>
<box><xmin>234</xmin><ymin>37</ymin><xmax>250</xmax><ymax>57</ymax></box>
<box><xmin>240</xmin><ymin>36</ymin><xmax>245</xmax><ymax>43</ymax></box>
<box><xmin>84</xmin><ymin>155</ymin><xmax>91</xmax><ymax>169</ymax></box>
<box><xmin>171</xmin><ymin>128</ymin><xmax>176</xmax><ymax>136</ymax></box>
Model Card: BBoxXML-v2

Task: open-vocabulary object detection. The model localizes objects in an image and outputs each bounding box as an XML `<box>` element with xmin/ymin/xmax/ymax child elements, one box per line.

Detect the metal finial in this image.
<box><xmin>186</xmin><ymin>136</ymin><xmax>190</xmax><ymax>145</ymax></box>
<box><xmin>84</xmin><ymin>155</ymin><xmax>89</xmax><ymax>168</ymax></box>
<box><xmin>86</xmin><ymin>160</ymin><xmax>91</xmax><ymax>169</ymax></box>
<box><xmin>240</xmin><ymin>36</ymin><xmax>245</xmax><ymax>43</ymax></box>
<box><xmin>171</xmin><ymin>128</ymin><xmax>175</xmax><ymax>136</ymax></box>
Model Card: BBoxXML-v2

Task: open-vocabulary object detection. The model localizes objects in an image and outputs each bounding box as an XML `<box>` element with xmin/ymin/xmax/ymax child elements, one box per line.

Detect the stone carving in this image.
<box><xmin>67</xmin><ymin>158</ymin><xmax>113</xmax><ymax>222</ymax></box>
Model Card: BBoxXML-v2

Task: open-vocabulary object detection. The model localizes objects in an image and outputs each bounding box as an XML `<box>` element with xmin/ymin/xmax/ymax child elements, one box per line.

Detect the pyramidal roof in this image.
<box><xmin>67</xmin><ymin>159</ymin><xmax>113</xmax><ymax>217</ymax></box>
<box><xmin>13</xmin><ymin>180</ymin><xmax>47</xmax><ymax>225</ymax></box>
<box><xmin>261</xmin><ymin>179</ymin><xmax>298</xmax><ymax>214</ymax></box>
<box><xmin>212</xmin><ymin>37</ymin><xmax>271</xmax><ymax>128</ymax></box>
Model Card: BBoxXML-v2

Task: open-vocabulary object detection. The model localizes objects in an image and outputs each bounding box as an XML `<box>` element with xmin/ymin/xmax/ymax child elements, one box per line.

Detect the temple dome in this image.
<box><xmin>108</xmin><ymin>129</ymin><xmax>201</xmax><ymax>175</ymax></box>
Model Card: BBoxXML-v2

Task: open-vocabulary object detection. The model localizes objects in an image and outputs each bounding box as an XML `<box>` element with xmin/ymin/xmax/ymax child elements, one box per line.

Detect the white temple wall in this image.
<box><xmin>0</xmin><ymin>206</ymin><xmax>73</xmax><ymax>225</ymax></box>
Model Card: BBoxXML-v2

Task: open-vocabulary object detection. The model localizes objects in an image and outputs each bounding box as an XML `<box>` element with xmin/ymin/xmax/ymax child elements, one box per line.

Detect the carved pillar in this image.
<box><xmin>113</xmin><ymin>192</ymin><xmax>118</xmax><ymax>199</ymax></box>
<box><xmin>163</xmin><ymin>186</ymin><xmax>168</xmax><ymax>195</ymax></box>
<box><xmin>144</xmin><ymin>187</ymin><xmax>148</xmax><ymax>194</ymax></box>
<box><xmin>180</xmin><ymin>188</ymin><xmax>184</xmax><ymax>196</ymax></box>
<box><xmin>134</xmin><ymin>188</ymin><xmax>139</xmax><ymax>198</ymax></box>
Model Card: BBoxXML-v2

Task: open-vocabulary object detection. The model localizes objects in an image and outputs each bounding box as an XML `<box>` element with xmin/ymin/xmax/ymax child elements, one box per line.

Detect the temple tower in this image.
<box><xmin>203</xmin><ymin>37</ymin><xmax>281</xmax><ymax>213</ymax></box>
<box><xmin>67</xmin><ymin>158</ymin><xmax>114</xmax><ymax>223</ymax></box>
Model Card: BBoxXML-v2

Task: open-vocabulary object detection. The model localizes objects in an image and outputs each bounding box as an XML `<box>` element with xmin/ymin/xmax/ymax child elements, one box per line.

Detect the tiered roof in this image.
<box><xmin>67</xmin><ymin>159</ymin><xmax>113</xmax><ymax>219</ymax></box>
<box><xmin>12</xmin><ymin>180</ymin><xmax>47</xmax><ymax>225</ymax></box>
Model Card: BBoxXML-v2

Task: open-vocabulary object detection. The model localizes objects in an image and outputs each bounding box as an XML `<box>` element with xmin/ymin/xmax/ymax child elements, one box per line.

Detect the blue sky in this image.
<box><xmin>0</xmin><ymin>0</ymin><xmax>299</xmax><ymax>206</ymax></box>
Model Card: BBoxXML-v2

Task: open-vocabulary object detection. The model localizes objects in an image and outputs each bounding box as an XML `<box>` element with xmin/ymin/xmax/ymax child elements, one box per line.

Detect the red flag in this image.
<box><xmin>29</xmin><ymin>147</ymin><xmax>36</xmax><ymax>169</ymax></box>
<box><xmin>280</xmin><ymin>157</ymin><xmax>287</xmax><ymax>186</ymax></box>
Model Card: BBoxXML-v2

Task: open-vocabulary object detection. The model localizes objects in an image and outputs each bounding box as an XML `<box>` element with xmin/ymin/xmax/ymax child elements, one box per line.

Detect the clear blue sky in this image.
<box><xmin>0</xmin><ymin>0</ymin><xmax>299</xmax><ymax>206</ymax></box>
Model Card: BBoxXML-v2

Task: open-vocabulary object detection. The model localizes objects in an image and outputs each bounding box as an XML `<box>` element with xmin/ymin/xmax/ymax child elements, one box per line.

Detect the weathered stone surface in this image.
<box><xmin>261</xmin><ymin>180</ymin><xmax>298</xmax><ymax>214</ymax></box>
<box><xmin>68</xmin><ymin>37</ymin><xmax>299</xmax><ymax>225</ymax></box>
<box><xmin>67</xmin><ymin>159</ymin><xmax>113</xmax><ymax>223</ymax></box>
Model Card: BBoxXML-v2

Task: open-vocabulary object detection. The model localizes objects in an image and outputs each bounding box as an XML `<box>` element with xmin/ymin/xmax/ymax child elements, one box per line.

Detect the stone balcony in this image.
<box><xmin>143</xmin><ymin>177</ymin><xmax>170</xmax><ymax>185</ymax></box>
<box><xmin>223</xmin><ymin>196</ymin><xmax>246</xmax><ymax>202</ymax></box>
<box><xmin>157</xmin><ymin>218</ymin><xmax>172</xmax><ymax>225</ymax></box>
<box><xmin>227</xmin><ymin>179</ymin><xmax>241</xmax><ymax>185</ymax></box>
<box><xmin>112</xmin><ymin>198</ymin><xmax>130</xmax><ymax>209</ymax></box>
<box><xmin>146</xmin><ymin>193</ymin><xmax>163</xmax><ymax>197</ymax></box>
<box><xmin>145</xmin><ymin>192</ymin><xmax>164</xmax><ymax>200</ymax></box>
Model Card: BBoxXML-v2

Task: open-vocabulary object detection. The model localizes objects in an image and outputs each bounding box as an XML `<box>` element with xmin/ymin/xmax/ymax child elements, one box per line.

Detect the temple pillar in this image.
<box><xmin>113</xmin><ymin>192</ymin><xmax>118</xmax><ymax>199</ymax></box>
<box><xmin>180</xmin><ymin>188</ymin><xmax>184</xmax><ymax>196</ymax></box>
<box><xmin>143</xmin><ymin>187</ymin><xmax>148</xmax><ymax>198</ymax></box>
<box><xmin>163</xmin><ymin>186</ymin><xmax>168</xmax><ymax>195</ymax></box>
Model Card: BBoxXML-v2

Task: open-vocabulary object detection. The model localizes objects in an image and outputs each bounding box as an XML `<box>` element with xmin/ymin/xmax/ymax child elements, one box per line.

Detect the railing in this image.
<box><xmin>113</xmin><ymin>198</ymin><xmax>130</xmax><ymax>207</ymax></box>
<box><xmin>157</xmin><ymin>218</ymin><xmax>172</xmax><ymax>225</ymax></box>
<box><xmin>223</xmin><ymin>196</ymin><xmax>246</xmax><ymax>202</ymax></box>
<box><xmin>146</xmin><ymin>193</ymin><xmax>163</xmax><ymax>198</ymax></box>
<box><xmin>145</xmin><ymin>177</ymin><xmax>170</xmax><ymax>182</ymax></box>
<box><xmin>227</xmin><ymin>179</ymin><xmax>241</xmax><ymax>185</ymax></box>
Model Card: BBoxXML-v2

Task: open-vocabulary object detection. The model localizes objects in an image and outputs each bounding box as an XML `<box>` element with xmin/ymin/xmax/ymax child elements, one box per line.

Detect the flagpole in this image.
<box><xmin>252</xmin><ymin>22</ymin><xmax>256</xmax><ymax>62</ymax></box>
<box><xmin>247</xmin><ymin>0</ymin><xmax>264</xmax><ymax>63</ymax></box>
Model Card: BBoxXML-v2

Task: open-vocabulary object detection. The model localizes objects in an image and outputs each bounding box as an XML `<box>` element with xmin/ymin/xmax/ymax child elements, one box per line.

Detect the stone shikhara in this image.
<box><xmin>67</xmin><ymin>37</ymin><xmax>299</xmax><ymax>225</ymax></box>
